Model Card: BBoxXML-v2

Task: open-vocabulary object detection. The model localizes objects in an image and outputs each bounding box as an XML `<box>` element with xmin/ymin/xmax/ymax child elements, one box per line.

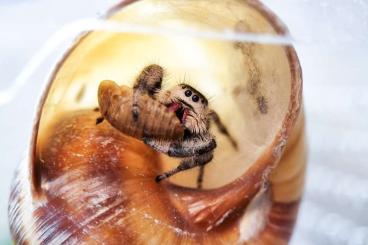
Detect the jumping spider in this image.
<box><xmin>131</xmin><ymin>65</ymin><xmax>237</xmax><ymax>189</ymax></box>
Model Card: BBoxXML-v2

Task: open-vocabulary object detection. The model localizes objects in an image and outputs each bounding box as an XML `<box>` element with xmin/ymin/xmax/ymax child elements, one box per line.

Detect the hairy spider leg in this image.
<box><xmin>209</xmin><ymin>110</ymin><xmax>238</xmax><ymax>150</ymax></box>
<box><xmin>155</xmin><ymin>152</ymin><xmax>214</xmax><ymax>187</ymax></box>
<box><xmin>144</xmin><ymin>135</ymin><xmax>216</xmax><ymax>158</ymax></box>
<box><xmin>132</xmin><ymin>65</ymin><xmax>164</xmax><ymax>121</ymax></box>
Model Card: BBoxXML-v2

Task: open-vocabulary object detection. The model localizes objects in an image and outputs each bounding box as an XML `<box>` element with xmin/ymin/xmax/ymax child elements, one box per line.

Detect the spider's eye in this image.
<box><xmin>185</xmin><ymin>90</ymin><xmax>192</xmax><ymax>97</ymax></box>
<box><xmin>192</xmin><ymin>95</ymin><xmax>199</xmax><ymax>102</ymax></box>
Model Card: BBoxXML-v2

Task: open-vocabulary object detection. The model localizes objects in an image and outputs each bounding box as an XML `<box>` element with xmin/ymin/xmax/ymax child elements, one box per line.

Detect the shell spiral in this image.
<box><xmin>8</xmin><ymin>0</ymin><xmax>305</xmax><ymax>244</ymax></box>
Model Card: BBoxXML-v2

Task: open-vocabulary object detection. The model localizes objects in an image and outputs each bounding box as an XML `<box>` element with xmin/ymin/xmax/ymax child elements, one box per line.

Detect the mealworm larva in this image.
<box><xmin>98</xmin><ymin>80</ymin><xmax>184</xmax><ymax>140</ymax></box>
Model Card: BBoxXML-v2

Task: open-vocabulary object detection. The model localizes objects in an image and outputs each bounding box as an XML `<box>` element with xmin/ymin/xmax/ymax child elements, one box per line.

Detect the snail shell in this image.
<box><xmin>98</xmin><ymin>80</ymin><xmax>184</xmax><ymax>140</ymax></box>
<box><xmin>8</xmin><ymin>0</ymin><xmax>305</xmax><ymax>244</ymax></box>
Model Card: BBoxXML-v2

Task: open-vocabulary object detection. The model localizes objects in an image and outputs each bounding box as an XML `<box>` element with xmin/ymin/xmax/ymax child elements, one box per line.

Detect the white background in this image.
<box><xmin>0</xmin><ymin>0</ymin><xmax>367</xmax><ymax>244</ymax></box>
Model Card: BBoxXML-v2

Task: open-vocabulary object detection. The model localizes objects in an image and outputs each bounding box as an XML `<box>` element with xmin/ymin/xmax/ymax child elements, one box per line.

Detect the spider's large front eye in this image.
<box><xmin>192</xmin><ymin>95</ymin><xmax>199</xmax><ymax>102</ymax></box>
<box><xmin>185</xmin><ymin>90</ymin><xmax>192</xmax><ymax>97</ymax></box>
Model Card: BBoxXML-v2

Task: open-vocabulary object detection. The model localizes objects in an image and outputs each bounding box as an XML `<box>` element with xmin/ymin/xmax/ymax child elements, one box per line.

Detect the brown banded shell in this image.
<box><xmin>8</xmin><ymin>0</ymin><xmax>305</xmax><ymax>244</ymax></box>
<box><xmin>98</xmin><ymin>80</ymin><xmax>184</xmax><ymax>140</ymax></box>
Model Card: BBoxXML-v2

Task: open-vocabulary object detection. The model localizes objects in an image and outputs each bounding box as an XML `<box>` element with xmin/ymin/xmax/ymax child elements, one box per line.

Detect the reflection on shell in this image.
<box><xmin>8</xmin><ymin>0</ymin><xmax>305</xmax><ymax>244</ymax></box>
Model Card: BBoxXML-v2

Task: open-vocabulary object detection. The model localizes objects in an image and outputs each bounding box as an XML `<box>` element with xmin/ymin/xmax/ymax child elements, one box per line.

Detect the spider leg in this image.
<box><xmin>209</xmin><ymin>110</ymin><xmax>238</xmax><ymax>149</ymax></box>
<box><xmin>155</xmin><ymin>152</ymin><xmax>214</xmax><ymax>186</ymax></box>
<box><xmin>96</xmin><ymin>116</ymin><xmax>104</xmax><ymax>125</ymax></box>
<box><xmin>144</xmin><ymin>136</ymin><xmax>216</xmax><ymax>158</ymax></box>
<box><xmin>94</xmin><ymin>108</ymin><xmax>105</xmax><ymax>125</ymax></box>
<box><xmin>132</xmin><ymin>91</ymin><xmax>141</xmax><ymax>121</ymax></box>
<box><xmin>197</xmin><ymin>165</ymin><xmax>205</xmax><ymax>189</ymax></box>
<box><xmin>167</xmin><ymin>136</ymin><xmax>216</xmax><ymax>158</ymax></box>
<box><xmin>143</xmin><ymin>137</ymin><xmax>171</xmax><ymax>154</ymax></box>
<box><xmin>132</xmin><ymin>64</ymin><xmax>164</xmax><ymax>121</ymax></box>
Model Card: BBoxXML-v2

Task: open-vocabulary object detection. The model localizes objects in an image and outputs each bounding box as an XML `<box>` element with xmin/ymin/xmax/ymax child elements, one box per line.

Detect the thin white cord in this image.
<box><xmin>0</xmin><ymin>18</ymin><xmax>294</xmax><ymax>107</ymax></box>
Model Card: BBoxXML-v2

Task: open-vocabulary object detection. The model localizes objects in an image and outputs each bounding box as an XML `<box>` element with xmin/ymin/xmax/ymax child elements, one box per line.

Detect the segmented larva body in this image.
<box><xmin>98</xmin><ymin>80</ymin><xmax>184</xmax><ymax>140</ymax></box>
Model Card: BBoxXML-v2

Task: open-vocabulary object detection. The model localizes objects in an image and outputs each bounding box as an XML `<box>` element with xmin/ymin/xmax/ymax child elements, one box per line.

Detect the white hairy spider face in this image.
<box><xmin>156</xmin><ymin>84</ymin><xmax>210</xmax><ymax>134</ymax></box>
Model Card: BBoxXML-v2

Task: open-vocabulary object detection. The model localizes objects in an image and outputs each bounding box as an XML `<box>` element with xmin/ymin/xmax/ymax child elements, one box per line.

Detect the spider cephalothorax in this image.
<box><xmin>155</xmin><ymin>84</ymin><xmax>210</xmax><ymax>135</ymax></box>
<box><xmin>130</xmin><ymin>65</ymin><xmax>237</xmax><ymax>188</ymax></box>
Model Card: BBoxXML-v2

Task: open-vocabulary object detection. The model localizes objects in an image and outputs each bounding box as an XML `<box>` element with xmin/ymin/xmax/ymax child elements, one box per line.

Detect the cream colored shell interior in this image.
<box><xmin>38</xmin><ymin>0</ymin><xmax>291</xmax><ymax>188</ymax></box>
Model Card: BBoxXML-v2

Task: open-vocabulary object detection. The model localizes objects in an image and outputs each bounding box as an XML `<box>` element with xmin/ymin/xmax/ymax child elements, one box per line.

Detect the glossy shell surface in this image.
<box><xmin>9</xmin><ymin>0</ymin><xmax>305</xmax><ymax>244</ymax></box>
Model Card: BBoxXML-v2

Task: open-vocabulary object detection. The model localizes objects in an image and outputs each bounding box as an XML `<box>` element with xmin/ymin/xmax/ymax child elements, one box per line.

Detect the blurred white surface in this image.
<box><xmin>0</xmin><ymin>0</ymin><xmax>367</xmax><ymax>244</ymax></box>
<box><xmin>0</xmin><ymin>0</ymin><xmax>118</xmax><ymax>243</ymax></box>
